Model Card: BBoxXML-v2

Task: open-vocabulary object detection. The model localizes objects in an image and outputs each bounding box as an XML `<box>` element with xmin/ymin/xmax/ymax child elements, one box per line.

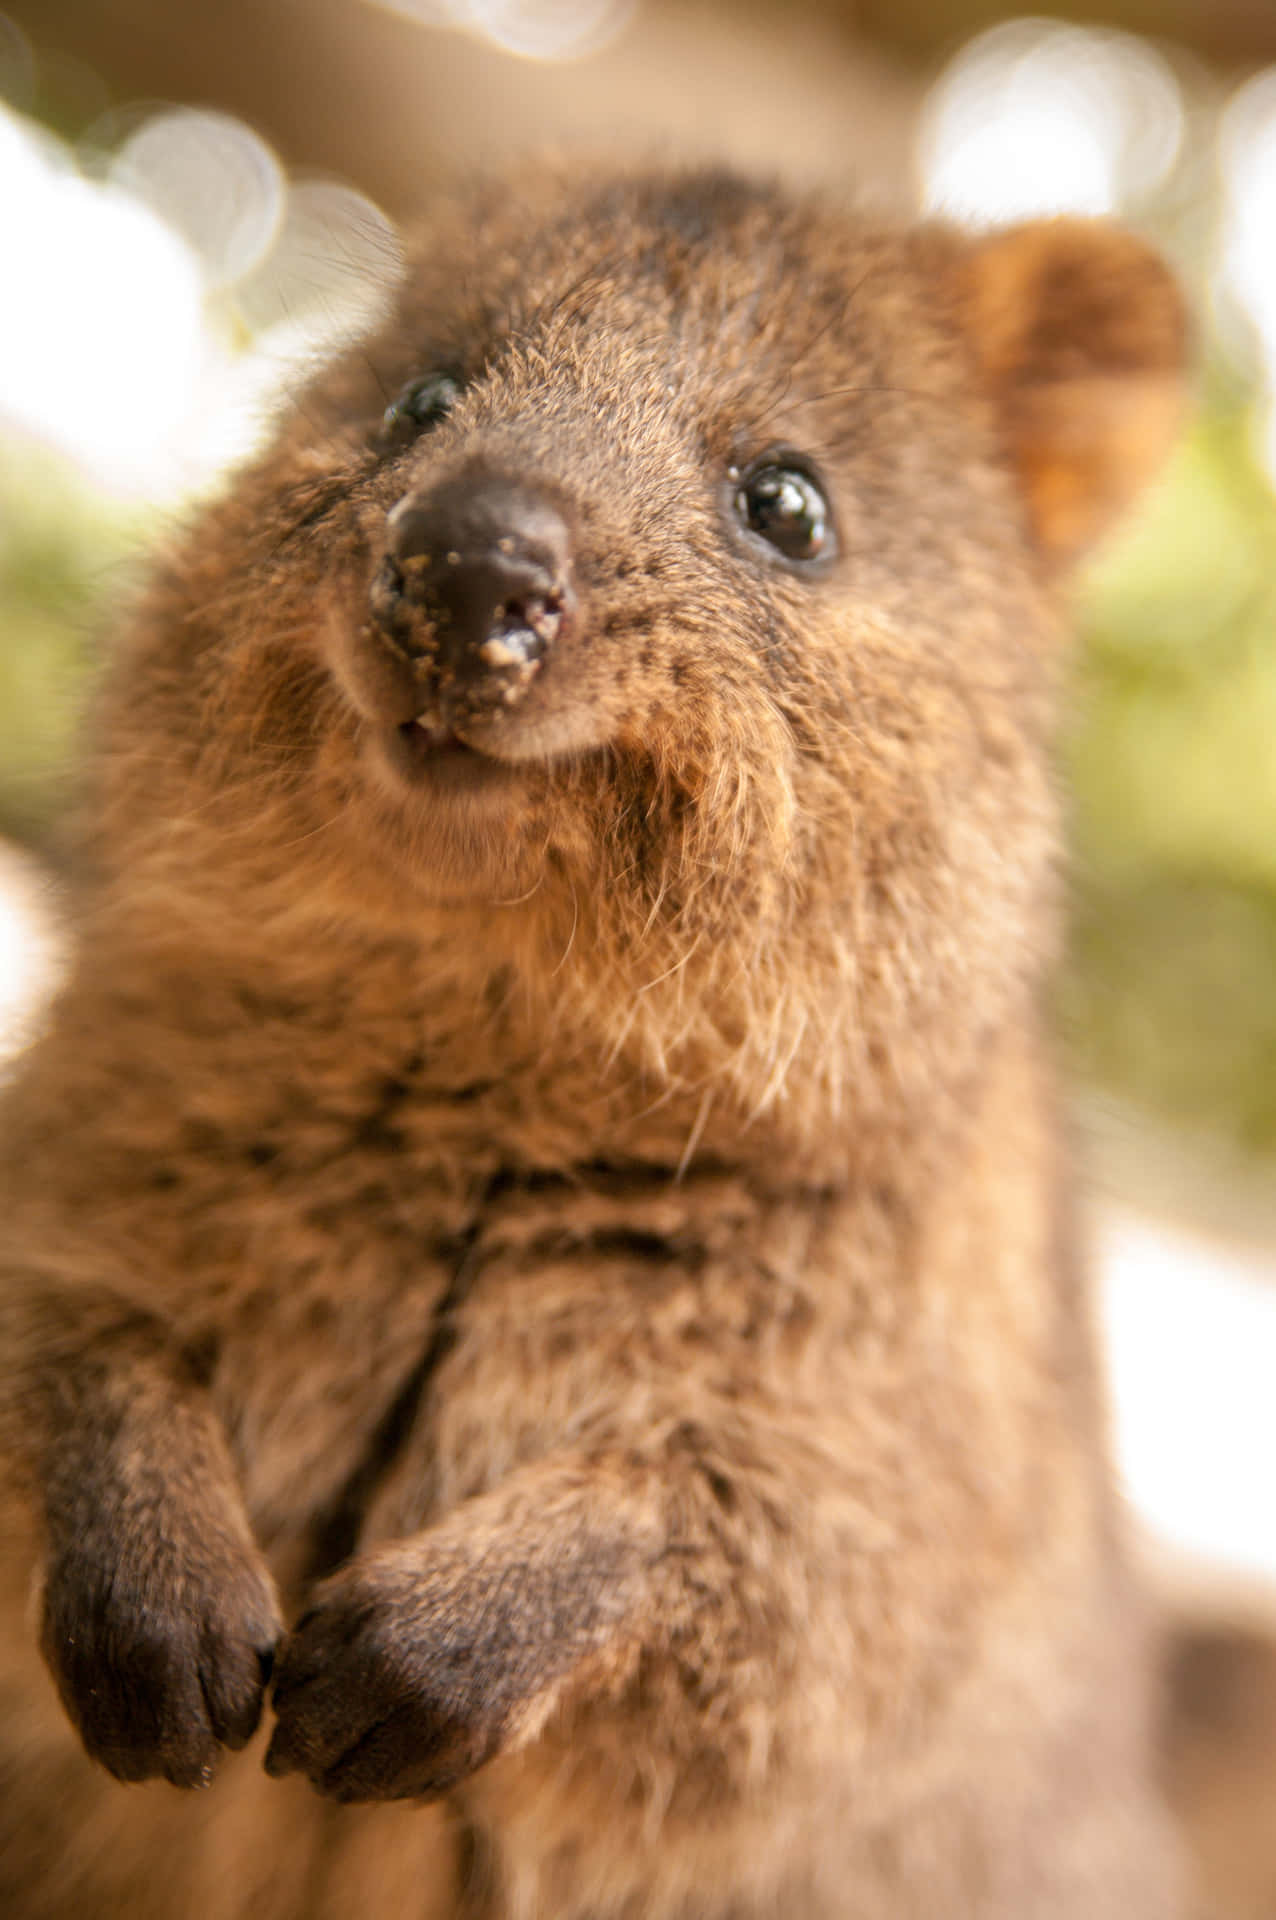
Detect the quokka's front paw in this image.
<box><xmin>40</xmin><ymin>1490</ymin><xmax>282</xmax><ymax>1788</ymax></box>
<box><xmin>265</xmin><ymin>1545</ymin><xmax>537</xmax><ymax>1803</ymax></box>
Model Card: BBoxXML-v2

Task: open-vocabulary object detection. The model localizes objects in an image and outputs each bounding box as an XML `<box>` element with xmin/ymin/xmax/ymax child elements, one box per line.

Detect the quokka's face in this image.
<box><xmin>137</xmin><ymin>169</ymin><xmax>1181</xmax><ymax>1037</ymax></box>
<box><xmin>216</xmin><ymin>173</ymin><xmax>1049</xmax><ymax>925</ymax></box>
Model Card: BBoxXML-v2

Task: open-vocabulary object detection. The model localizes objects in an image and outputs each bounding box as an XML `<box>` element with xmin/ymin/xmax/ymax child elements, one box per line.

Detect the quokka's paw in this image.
<box><xmin>265</xmin><ymin>1547</ymin><xmax>531</xmax><ymax>1803</ymax></box>
<box><xmin>40</xmin><ymin>1500</ymin><xmax>282</xmax><ymax>1788</ymax></box>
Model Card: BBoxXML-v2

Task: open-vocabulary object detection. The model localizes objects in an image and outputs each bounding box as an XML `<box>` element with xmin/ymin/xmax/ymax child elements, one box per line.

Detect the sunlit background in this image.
<box><xmin>4</xmin><ymin>0</ymin><xmax>1276</xmax><ymax>1620</ymax></box>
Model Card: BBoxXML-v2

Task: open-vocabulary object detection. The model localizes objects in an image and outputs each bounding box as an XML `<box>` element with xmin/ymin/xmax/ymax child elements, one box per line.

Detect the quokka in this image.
<box><xmin>0</xmin><ymin>167</ymin><xmax>1188</xmax><ymax>1918</ymax></box>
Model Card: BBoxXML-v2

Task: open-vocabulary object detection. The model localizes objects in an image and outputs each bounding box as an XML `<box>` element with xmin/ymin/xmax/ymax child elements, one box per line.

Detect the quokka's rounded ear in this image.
<box><xmin>954</xmin><ymin>219</ymin><xmax>1190</xmax><ymax>563</ymax></box>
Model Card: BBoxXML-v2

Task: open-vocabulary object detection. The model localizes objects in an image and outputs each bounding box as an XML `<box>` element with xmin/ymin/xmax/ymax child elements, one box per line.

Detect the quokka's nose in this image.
<box><xmin>375</xmin><ymin>481</ymin><xmax>573</xmax><ymax>704</ymax></box>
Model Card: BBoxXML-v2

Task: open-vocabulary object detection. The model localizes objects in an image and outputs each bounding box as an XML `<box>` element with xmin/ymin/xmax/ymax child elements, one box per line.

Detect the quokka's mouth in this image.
<box><xmin>397</xmin><ymin>717</ymin><xmax>476</xmax><ymax>762</ymax></box>
<box><xmin>384</xmin><ymin>714</ymin><xmax>525</xmax><ymax>802</ymax></box>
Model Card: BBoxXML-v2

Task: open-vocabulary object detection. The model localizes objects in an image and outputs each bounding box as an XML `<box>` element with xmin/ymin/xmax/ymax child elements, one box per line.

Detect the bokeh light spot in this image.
<box><xmin>920</xmin><ymin>18</ymin><xmax>1183</xmax><ymax>224</ymax></box>
<box><xmin>0</xmin><ymin>103</ymin><xmax>205</xmax><ymax>488</ymax></box>
<box><xmin>110</xmin><ymin>107</ymin><xmax>286</xmax><ymax>292</ymax></box>
<box><xmin>369</xmin><ymin>0</ymin><xmax>635</xmax><ymax>62</ymax></box>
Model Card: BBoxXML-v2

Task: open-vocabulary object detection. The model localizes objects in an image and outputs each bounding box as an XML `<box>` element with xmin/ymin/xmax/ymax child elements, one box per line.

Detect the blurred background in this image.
<box><xmin>2</xmin><ymin>0</ymin><xmax>1276</xmax><ymax>1640</ymax></box>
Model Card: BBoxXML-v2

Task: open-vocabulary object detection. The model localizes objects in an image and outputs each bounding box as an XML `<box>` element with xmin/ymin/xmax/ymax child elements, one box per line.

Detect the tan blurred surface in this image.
<box><xmin>4</xmin><ymin>0</ymin><xmax>921</xmax><ymax>216</ymax></box>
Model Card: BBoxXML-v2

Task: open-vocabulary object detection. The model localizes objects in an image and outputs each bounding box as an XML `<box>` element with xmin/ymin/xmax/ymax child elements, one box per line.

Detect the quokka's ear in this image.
<box><xmin>955</xmin><ymin>219</ymin><xmax>1190</xmax><ymax>562</ymax></box>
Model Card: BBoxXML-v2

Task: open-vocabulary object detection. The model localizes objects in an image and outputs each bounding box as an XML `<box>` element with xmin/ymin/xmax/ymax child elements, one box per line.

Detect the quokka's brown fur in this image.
<box><xmin>0</xmin><ymin>168</ymin><xmax>1189</xmax><ymax>1918</ymax></box>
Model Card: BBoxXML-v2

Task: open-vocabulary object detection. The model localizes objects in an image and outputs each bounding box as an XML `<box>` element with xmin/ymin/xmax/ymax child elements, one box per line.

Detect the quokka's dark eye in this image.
<box><xmin>734</xmin><ymin>461</ymin><xmax>833</xmax><ymax>563</ymax></box>
<box><xmin>382</xmin><ymin>372</ymin><xmax>462</xmax><ymax>436</ymax></box>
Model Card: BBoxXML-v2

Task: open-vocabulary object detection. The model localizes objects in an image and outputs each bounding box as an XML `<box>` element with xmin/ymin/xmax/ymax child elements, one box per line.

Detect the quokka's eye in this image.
<box><xmin>734</xmin><ymin>461</ymin><xmax>834</xmax><ymax>563</ymax></box>
<box><xmin>382</xmin><ymin>372</ymin><xmax>462</xmax><ymax>436</ymax></box>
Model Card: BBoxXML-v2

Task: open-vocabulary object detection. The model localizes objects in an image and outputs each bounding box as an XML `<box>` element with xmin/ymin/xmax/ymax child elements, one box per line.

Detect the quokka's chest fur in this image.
<box><xmin>0</xmin><ymin>167</ymin><xmax>1189</xmax><ymax>1919</ymax></box>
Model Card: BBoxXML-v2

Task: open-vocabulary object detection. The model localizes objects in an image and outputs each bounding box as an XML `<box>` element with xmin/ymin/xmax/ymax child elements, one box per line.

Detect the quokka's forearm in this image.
<box><xmin>1</xmin><ymin>1271</ymin><xmax>281</xmax><ymax>1787</ymax></box>
<box><xmin>263</xmin><ymin>1402</ymin><xmax>993</xmax><ymax>1807</ymax></box>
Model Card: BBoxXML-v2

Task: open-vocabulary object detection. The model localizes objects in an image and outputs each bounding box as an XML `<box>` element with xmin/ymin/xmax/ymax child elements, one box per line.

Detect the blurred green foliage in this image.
<box><xmin>1064</xmin><ymin>376</ymin><xmax>1276</xmax><ymax>1154</ymax></box>
<box><xmin>0</xmin><ymin>448</ymin><xmax>140</xmax><ymax>846</ymax></box>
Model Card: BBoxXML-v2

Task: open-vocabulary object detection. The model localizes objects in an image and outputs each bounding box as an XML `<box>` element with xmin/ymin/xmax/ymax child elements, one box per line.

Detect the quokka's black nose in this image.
<box><xmin>375</xmin><ymin>481</ymin><xmax>573</xmax><ymax>704</ymax></box>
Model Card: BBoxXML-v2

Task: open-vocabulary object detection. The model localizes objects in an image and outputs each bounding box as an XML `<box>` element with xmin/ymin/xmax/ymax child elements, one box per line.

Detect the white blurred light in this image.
<box><xmin>1217</xmin><ymin>69</ymin><xmax>1276</xmax><ymax>483</ymax></box>
<box><xmin>1101</xmin><ymin>1206</ymin><xmax>1276</xmax><ymax>1592</ymax></box>
<box><xmin>464</xmin><ymin>0</ymin><xmax>632</xmax><ymax>58</ymax></box>
<box><xmin>0</xmin><ymin>103</ymin><xmax>206</xmax><ymax>490</ymax></box>
<box><xmin>0</xmin><ymin>98</ymin><xmax>403</xmax><ymax>501</ymax></box>
<box><xmin>111</xmin><ymin>108</ymin><xmax>286</xmax><ymax>292</ymax></box>
<box><xmin>920</xmin><ymin>18</ymin><xmax>1184</xmax><ymax>225</ymax></box>
<box><xmin>368</xmin><ymin>0</ymin><xmax>634</xmax><ymax>61</ymax></box>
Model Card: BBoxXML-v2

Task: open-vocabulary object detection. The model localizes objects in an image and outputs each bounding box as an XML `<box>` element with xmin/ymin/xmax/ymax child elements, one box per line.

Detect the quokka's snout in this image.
<box><xmin>369</xmin><ymin>473</ymin><xmax>575</xmax><ymax>736</ymax></box>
